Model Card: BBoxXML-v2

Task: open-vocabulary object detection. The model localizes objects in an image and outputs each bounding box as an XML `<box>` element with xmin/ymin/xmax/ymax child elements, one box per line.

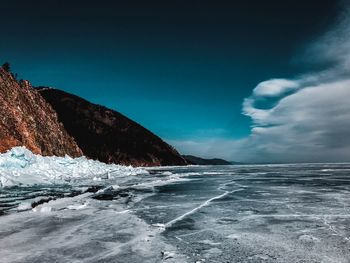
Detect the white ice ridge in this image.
<box><xmin>0</xmin><ymin>147</ymin><xmax>147</xmax><ymax>187</ymax></box>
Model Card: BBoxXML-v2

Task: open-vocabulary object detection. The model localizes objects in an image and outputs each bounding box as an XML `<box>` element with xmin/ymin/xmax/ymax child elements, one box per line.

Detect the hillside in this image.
<box><xmin>39</xmin><ymin>88</ymin><xmax>187</xmax><ymax>166</ymax></box>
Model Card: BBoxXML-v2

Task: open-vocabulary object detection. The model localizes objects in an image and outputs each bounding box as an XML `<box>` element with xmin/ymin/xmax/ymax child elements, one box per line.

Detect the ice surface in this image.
<box><xmin>0</xmin><ymin>192</ymin><xmax>187</xmax><ymax>263</ymax></box>
<box><xmin>133</xmin><ymin>164</ymin><xmax>350</xmax><ymax>262</ymax></box>
<box><xmin>2</xmin><ymin>163</ymin><xmax>350</xmax><ymax>262</ymax></box>
<box><xmin>0</xmin><ymin>147</ymin><xmax>147</xmax><ymax>187</ymax></box>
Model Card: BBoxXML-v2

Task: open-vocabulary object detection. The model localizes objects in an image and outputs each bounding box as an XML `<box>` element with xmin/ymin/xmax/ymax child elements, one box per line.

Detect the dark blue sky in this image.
<box><xmin>1</xmin><ymin>1</ymin><xmax>338</xmax><ymax>147</ymax></box>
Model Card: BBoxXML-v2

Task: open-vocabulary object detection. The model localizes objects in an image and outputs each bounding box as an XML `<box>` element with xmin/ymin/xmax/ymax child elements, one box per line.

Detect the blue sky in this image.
<box><xmin>3</xmin><ymin>0</ymin><xmax>348</xmax><ymax>162</ymax></box>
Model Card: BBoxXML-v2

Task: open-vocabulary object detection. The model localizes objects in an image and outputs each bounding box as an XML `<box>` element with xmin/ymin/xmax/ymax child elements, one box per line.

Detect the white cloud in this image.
<box><xmin>172</xmin><ymin>5</ymin><xmax>350</xmax><ymax>163</ymax></box>
<box><xmin>238</xmin><ymin>5</ymin><xmax>350</xmax><ymax>163</ymax></box>
<box><xmin>243</xmin><ymin>79</ymin><xmax>350</xmax><ymax>162</ymax></box>
<box><xmin>252</xmin><ymin>79</ymin><xmax>299</xmax><ymax>97</ymax></box>
<box><xmin>242</xmin><ymin>79</ymin><xmax>300</xmax><ymax>126</ymax></box>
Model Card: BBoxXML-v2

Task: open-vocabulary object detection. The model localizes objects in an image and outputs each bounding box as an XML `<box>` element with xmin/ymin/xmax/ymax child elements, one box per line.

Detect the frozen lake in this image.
<box><xmin>1</xmin><ymin>164</ymin><xmax>350</xmax><ymax>262</ymax></box>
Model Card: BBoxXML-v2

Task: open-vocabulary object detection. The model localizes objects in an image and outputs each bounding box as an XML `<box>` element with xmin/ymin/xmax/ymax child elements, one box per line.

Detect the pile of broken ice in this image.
<box><xmin>0</xmin><ymin>147</ymin><xmax>147</xmax><ymax>187</ymax></box>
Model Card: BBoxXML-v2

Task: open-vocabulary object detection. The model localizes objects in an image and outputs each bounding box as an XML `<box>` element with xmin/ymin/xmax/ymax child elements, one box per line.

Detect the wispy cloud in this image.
<box><xmin>172</xmin><ymin>4</ymin><xmax>350</xmax><ymax>163</ymax></box>
<box><xmin>239</xmin><ymin>5</ymin><xmax>350</xmax><ymax>162</ymax></box>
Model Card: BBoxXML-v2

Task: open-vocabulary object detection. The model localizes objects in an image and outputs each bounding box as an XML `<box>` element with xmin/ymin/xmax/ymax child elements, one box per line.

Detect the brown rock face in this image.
<box><xmin>38</xmin><ymin>88</ymin><xmax>187</xmax><ymax>166</ymax></box>
<box><xmin>0</xmin><ymin>68</ymin><xmax>82</xmax><ymax>157</ymax></box>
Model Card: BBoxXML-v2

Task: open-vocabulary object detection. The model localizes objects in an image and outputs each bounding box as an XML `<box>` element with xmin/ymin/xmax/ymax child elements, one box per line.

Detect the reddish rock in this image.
<box><xmin>0</xmin><ymin>68</ymin><xmax>82</xmax><ymax>157</ymax></box>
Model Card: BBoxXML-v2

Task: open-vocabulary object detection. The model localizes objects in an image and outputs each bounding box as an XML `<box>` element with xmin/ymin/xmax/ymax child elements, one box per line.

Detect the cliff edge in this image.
<box><xmin>0</xmin><ymin>68</ymin><xmax>82</xmax><ymax>157</ymax></box>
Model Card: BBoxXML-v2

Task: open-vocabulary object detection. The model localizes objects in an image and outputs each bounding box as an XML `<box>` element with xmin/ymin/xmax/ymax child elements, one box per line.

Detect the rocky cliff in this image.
<box><xmin>38</xmin><ymin>88</ymin><xmax>187</xmax><ymax>166</ymax></box>
<box><xmin>0</xmin><ymin>68</ymin><xmax>82</xmax><ymax>157</ymax></box>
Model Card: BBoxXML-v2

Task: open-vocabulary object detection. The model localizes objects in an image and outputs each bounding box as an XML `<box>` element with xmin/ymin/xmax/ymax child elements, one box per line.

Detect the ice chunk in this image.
<box><xmin>17</xmin><ymin>202</ymin><xmax>32</xmax><ymax>211</ymax></box>
<box><xmin>161</xmin><ymin>251</ymin><xmax>175</xmax><ymax>260</ymax></box>
<box><xmin>33</xmin><ymin>206</ymin><xmax>52</xmax><ymax>213</ymax></box>
<box><xmin>66</xmin><ymin>203</ymin><xmax>88</xmax><ymax>210</ymax></box>
<box><xmin>92</xmin><ymin>186</ymin><xmax>116</xmax><ymax>200</ymax></box>
<box><xmin>0</xmin><ymin>147</ymin><xmax>147</xmax><ymax>187</ymax></box>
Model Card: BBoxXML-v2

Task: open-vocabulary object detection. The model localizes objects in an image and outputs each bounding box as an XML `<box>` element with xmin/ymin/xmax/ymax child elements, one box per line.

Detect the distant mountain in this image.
<box><xmin>0</xmin><ymin>67</ymin><xmax>82</xmax><ymax>157</ymax></box>
<box><xmin>229</xmin><ymin>161</ymin><xmax>246</xmax><ymax>165</ymax></box>
<box><xmin>182</xmin><ymin>155</ymin><xmax>232</xmax><ymax>165</ymax></box>
<box><xmin>38</xmin><ymin>88</ymin><xmax>187</xmax><ymax>167</ymax></box>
